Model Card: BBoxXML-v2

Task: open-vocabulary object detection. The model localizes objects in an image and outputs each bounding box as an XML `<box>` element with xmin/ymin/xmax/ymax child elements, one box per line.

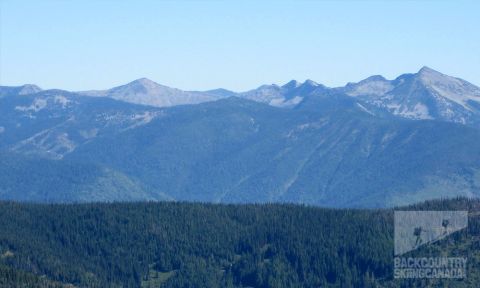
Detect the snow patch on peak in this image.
<box><xmin>387</xmin><ymin>102</ymin><xmax>433</xmax><ymax>120</ymax></box>
<box><xmin>18</xmin><ymin>84</ymin><xmax>42</xmax><ymax>95</ymax></box>
<box><xmin>122</xmin><ymin>111</ymin><xmax>162</xmax><ymax>131</ymax></box>
<box><xmin>15</xmin><ymin>98</ymin><xmax>48</xmax><ymax>112</ymax></box>
<box><xmin>130</xmin><ymin>78</ymin><xmax>160</xmax><ymax>87</ymax></box>
<box><xmin>418</xmin><ymin>66</ymin><xmax>448</xmax><ymax>82</ymax></box>
<box><xmin>346</xmin><ymin>77</ymin><xmax>394</xmax><ymax>97</ymax></box>
<box><xmin>54</xmin><ymin>95</ymin><xmax>71</xmax><ymax>108</ymax></box>
<box><xmin>79</xmin><ymin>129</ymin><xmax>99</xmax><ymax>139</ymax></box>
<box><xmin>282</xmin><ymin>79</ymin><xmax>322</xmax><ymax>90</ymax></box>
<box><xmin>356</xmin><ymin>103</ymin><xmax>374</xmax><ymax>115</ymax></box>
<box><xmin>270</xmin><ymin>96</ymin><xmax>303</xmax><ymax>108</ymax></box>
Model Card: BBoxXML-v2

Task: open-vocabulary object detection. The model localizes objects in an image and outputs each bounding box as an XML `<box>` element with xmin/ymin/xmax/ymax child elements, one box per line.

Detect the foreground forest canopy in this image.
<box><xmin>0</xmin><ymin>198</ymin><xmax>479</xmax><ymax>287</ymax></box>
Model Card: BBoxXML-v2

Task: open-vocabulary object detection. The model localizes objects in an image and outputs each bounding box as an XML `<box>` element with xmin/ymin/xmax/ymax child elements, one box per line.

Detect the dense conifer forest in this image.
<box><xmin>0</xmin><ymin>198</ymin><xmax>478</xmax><ymax>287</ymax></box>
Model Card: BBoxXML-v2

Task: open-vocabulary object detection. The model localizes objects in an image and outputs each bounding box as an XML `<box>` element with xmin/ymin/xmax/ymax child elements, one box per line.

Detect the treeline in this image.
<box><xmin>0</xmin><ymin>198</ymin><xmax>478</xmax><ymax>287</ymax></box>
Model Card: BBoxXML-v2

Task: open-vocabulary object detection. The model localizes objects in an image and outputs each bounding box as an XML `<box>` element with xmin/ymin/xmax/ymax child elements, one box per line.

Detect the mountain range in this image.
<box><xmin>1</xmin><ymin>66</ymin><xmax>480</xmax><ymax>207</ymax></box>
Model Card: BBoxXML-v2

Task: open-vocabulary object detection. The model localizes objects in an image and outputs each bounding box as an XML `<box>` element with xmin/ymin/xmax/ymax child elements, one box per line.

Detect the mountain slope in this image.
<box><xmin>1</xmin><ymin>69</ymin><xmax>480</xmax><ymax>207</ymax></box>
<box><xmin>0</xmin><ymin>152</ymin><xmax>156</xmax><ymax>202</ymax></box>
<box><xmin>0</xmin><ymin>89</ymin><xmax>163</xmax><ymax>159</ymax></box>
<box><xmin>64</xmin><ymin>94</ymin><xmax>480</xmax><ymax>207</ymax></box>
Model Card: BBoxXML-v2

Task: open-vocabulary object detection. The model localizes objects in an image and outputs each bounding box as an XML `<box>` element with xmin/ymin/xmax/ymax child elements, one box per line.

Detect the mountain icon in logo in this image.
<box><xmin>394</xmin><ymin>211</ymin><xmax>468</xmax><ymax>256</ymax></box>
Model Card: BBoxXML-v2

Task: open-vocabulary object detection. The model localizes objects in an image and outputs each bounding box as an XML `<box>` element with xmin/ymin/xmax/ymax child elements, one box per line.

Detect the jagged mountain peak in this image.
<box><xmin>418</xmin><ymin>65</ymin><xmax>439</xmax><ymax>74</ymax></box>
<box><xmin>416</xmin><ymin>66</ymin><xmax>450</xmax><ymax>83</ymax></box>
<box><xmin>414</xmin><ymin>66</ymin><xmax>480</xmax><ymax>107</ymax></box>
<box><xmin>340</xmin><ymin>66</ymin><xmax>480</xmax><ymax>124</ymax></box>
<box><xmin>282</xmin><ymin>79</ymin><xmax>321</xmax><ymax>90</ymax></box>
<box><xmin>4</xmin><ymin>68</ymin><xmax>480</xmax><ymax>127</ymax></box>
<box><xmin>282</xmin><ymin>80</ymin><xmax>302</xmax><ymax>89</ymax></box>
<box><xmin>304</xmin><ymin>79</ymin><xmax>320</xmax><ymax>87</ymax></box>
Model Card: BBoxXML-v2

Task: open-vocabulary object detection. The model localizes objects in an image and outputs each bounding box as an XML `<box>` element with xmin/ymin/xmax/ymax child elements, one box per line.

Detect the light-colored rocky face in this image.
<box><xmin>79</xmin><ymin>78</ymin><xmax>223</xmax><ymax>107</ymax></box>
<box><xmin>417</xmin><ymin>66</ymin><xmax>480</xmax><ymax>108</ymax></box>
<box><xmin>340</xmin><ymin>66</ymin><xmax>480</xmax><ymax>125</ymax></box>
<box><xmin>3</xmin><ymin>67</ymin><xmax>480</xmax><ymax>127</ymax></box>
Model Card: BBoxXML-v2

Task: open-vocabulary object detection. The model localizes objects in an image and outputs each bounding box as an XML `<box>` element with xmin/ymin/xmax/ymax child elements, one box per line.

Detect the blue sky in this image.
<box><xmin>1</xmin><ymin>0</ymin><xmax>479</xmax><ymax>91</ymax></box>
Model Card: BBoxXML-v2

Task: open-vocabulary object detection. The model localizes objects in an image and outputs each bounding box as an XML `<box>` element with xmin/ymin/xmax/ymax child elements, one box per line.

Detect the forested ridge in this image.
<box><xmin>0</xmin><ymin>198</ymin><xmax>479</xmax><ymax>287</ymax></box>
<box><xmin>3</xmin><ymin>87</ymin><xmax>480</xmax><ymax>207</ymax></box>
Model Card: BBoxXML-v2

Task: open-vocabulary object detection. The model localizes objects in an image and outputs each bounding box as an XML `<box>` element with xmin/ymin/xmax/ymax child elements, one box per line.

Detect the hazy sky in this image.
<box><xmin>1</xmin><ymin>0</ymin><xmax>479</xmax><ymax>91</ymax></box>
